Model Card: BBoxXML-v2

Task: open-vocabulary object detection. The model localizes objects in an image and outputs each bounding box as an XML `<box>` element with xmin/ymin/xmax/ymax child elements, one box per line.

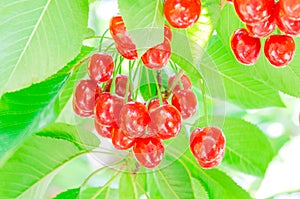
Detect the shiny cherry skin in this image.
<box><xmin>133</xmin><ymin>137</ymin><xmax>165</xmax><ymax>168</ymax></box>
<box><xmin>279</xmin><ymin>0</ymin><xmax>300</xmax><ymax>20</ymax></box>
<box><xmin>171</xmin><ymin>89</ymin><xmax>197</xmax><ymax>119</ymax></box>
<box><xmin>168</xmin><ymin>74</ymin><xmax>192</xmax><ymax>92</ymax></box>
<box><xmin>112</xmin><ymin>128</ymin><xmax>135</xmax><ymax>150</ymax></box>
<box><xmin>164</xmin><ymin>24</ymin><xmax>172</xmax><ymax>42</ymax></box>
<box><xmin>264</xmin><ymin>35</ymin><xmax>295</xmax><ymax>68</ymax></box>
<box><xmin>109</xmin><ymin>16</ymin><xmax>138</xmax><ymax>60</ymax></box>
<box><xmin>87</xmin><ymin>53</ymin><xmax>114</xmax><ymax>83</ymax></box>
<box><xmin>233</xmin><ymin>0</ymin><xmax>275</xmax><ymax>25</ymax></box>
<box><xmin>190</xmin><ymin>127</ymin><xmax>226</xmax><ymax>169</ymax></box>
<box><xmin>115</xmin><ymin>74</ymin><xmax>131</xmax><ymax>100</ymax></box>
<box><xmin>148</xmin><ymin>104</ymin><xmax>182</xmax><ymax>140</ymax></box>
<box><xmin>72</xmin><ymin>80</ymin><xmax>102</xmax><ymax>117</ymax></box>
<box><xmin>94</xmin><ymin>92</ymin><xmax>124</xmax><ymax>127</ymax></box>
<box><xmin>119</xmin><ymin>102</ymin><xmax>151</xmax><ymax>138</ymax></box>
<box><xmin>148</xmin><ymin>98</ymin><xmax>168</xmax><ymax>112</ymax></box>
<box><xmin>164</xmin><ymin>0</ymin><xmax>201</xmax><ymax>29</ymax></box>
<box><xmin>230</xmin><ymin>28</ymin><xmax>261</xmax><ymax>65</ymax></box>
<box><xmin>246</xmin><ymin>13</ymin><xmax>276</xmax><ymax>38</ymax></box>
<box><xmin>141</xmin><ymin>39</ymin><xmax>171</xmax><ymax>70</ymax></box>
<box><xmin>94</xmin><ymin>119</ymin><xmax>113</xmax><ymax>138</ymax></box>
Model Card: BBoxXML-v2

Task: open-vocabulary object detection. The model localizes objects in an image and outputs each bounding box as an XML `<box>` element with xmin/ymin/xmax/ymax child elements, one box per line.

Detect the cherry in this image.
<box><xmin>164</xmin><ymin>24</ymin><xmax>172</xmax><ymax>42</ymax></box>
<box><xmin>264</xmin><ymin>35</ymin><xmax>295</xmax><ymax>68</ymax></box>
<box><xmin>233</xmin><ymin>0</ymin><xmax>275</xmax><ymax>25</ymax></box>
<box><xmin>164</xmin><ymin>0</ymin><xmax>201</xmax><ymax>29</ymax></box>
<box><xmin>112</xmin><ymin>128</ymin><xmax>135</xmax><ymax>150</ymax></box>
<box><xmin>94</xmin><ymin>92</ymin><xmax>124</xmax><ymax>127</ymax></box>
<box><xmin>109</xmin><ymin>16</ymin><xmax>138</xmax><ymax>60</ymax></box>
<box><xmin>115</xmin><ymin>74</ymin><xmax>131</xmax><ymax>100</ymax></box>
<box><xmin>171</xmin><ymin>89</ymin><xmax>197</xmax><ymax>119</ymax></box>
<box><xmin>119</xmin><ymin>102</ymin><xmax>151</xmax><ymax>138</ymax></box>
<box><xmin>94</xmin><ymin>119</ymin><xmax>113</xmax><ymax>138</ymax></box>
<box><xmin>148</xmin><ymin>98</ymin><xmax>168</xmax><ymax>112</ymax></box>
<box><xmin>230</xmin><ymin>28</ymin><xmax>261</xmax><ymax>65</ymax></box>
<box><xmin>190</xmin><ymin>127</ymin><xmax>225</xmax><ymax>169</ymax></box>
<box><xmin>279</xmin><ymin>0</ymin><xmax>300</xmax><ymax>20</ymax></box>
<box><xmin>72</xmin><ymin>80</ymin><xmax>101</xmax><ymax>117</ymax></box>
<box><xmin>246</xmin><ymin>14</ymin><xmax>276</xmax><ymax>38</ymax></box>
<box><xmin>133</xmin><ymin>137</ymin><xmax>165</xmax><ymax>168</ymax></box>
<box><xmin>168</xmin><ymin>74</ymin><xmax>192</xmax><ymax>92</ymax></box>
<box><xmin>141</xmin><ymin>39</ymin><xmax>171</xmax><ymax>70</ymax></box>
<box><xmin>87</xmin><ymin>53</ymin><xmax>114</xmax><ymax>83</ymax></box>
<box><xmin>148</xmin><ymin>104</ymin><xmax>182</xmax><ymax>140</ymax></box>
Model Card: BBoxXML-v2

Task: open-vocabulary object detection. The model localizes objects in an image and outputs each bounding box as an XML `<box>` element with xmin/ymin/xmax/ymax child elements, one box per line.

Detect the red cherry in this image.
<box><xmin>148</xmin><ymin>98</ymin><xmax>168</xmax><ymax>112</ymax></box>
<box><xmin>148</xmin><ymin>104</ymin><xmax>182</xmax><ymax>140</ymax></box>
<box><xmin>109</xmin><ymin>16</ymin><xmax>138</xmax><ymax>60</ymax></box>
<box><xmin>72</xmin><ymin>80</ymin><xmax>101</xmax><ymax>117</ymax></box>
<box><xmin>279</xmin><ymin>0</ymin><xmax>300</xmax><ymax>20</ymax></box>
<box><xmin>275</xmin><ymin>3</ymin><xmax>300</xmax><ymax>36</ymax></box>
<box><xmin>112</xmin><ymin>128</ymin><xmax>135</xmax><ymax>150</ymax></box>
<box><xmin>87</xmin><ymin>53</ymin><xmax>114</xmax><ymax>83</ymax></box>
<box><xmin>115</xmin><ymin>75</ymin><xmax>131</xmax><ymax>100</ymax></box>
<box><xmin>230</xmin><ymin>28</ymin><xmax>261</xmax><ymax>65</ymax></box>
<box><xmin>164</xmin><ymin>24</ymin><xmax>172</xmax><ymax>42</ymax></box>
<box><xmin>168</xmin><ymin>74</ymin><xmax>192</xmax><ymax>92</ymax></box>
<box><xmin>94</xmin><ymin>93</ymin><xmax>124</xmax><ymax>127</ymax></box>
<box><xmin>164</xmin><ymin>0</ymin><xmax>201</xmax><ymax>29</ymax></box>
<box><xmin>233</xmin><ymin>0</ymin><xmax>275</xmax><ymax>25</ymax></box>
<box><xmin>190</xmin><ymin>127</ymin><xmax>225</xmax><ymax>169</ymax></box>
<box><xmin>171</xmin><ymin>90</ymin><xmax>197</xmax><ymax>119</ymax></box>
<box><xmin>141</xmin><ymin>39</ymin><xmax>171</xmax><ymax>70</ymax></box>
<box><xmin>246</xmin><ymin>14</ymin><xmax>276</xmax><ymax>38</ymax></box>
<box><xmin>94</xmin><ymin>119</ymin><xmax>113</xmax><ymax>138</ymax></box>
<box><xmin>119</xmin><ymin>102</ymin><xmax>151</xmax><ymax>138</ymax></box>
<box><xmin>133</xmin><ymin>137</ymin><xmax>165</xmax><ymax>168</ymax></box>
<box><xmin>264</xmin><ymin>35</ymin><xmax>295</xmax><ymax>68</ymax></box>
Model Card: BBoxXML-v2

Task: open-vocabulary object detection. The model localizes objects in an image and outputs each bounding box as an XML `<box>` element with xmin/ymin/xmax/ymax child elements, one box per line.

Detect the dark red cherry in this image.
<box><xmin>115</xmin><ymin>74</ymin><xmax>131</xmax><ymax>100</ymax></box>
<box><xmin>246</xmin><ymin>14</ymin><xmax>276</xmax><ymax>38</ymax></box>
<box><xmin>168</xmin><ymin>74</ymin><xmax>192</xmax><ymax>92</ymax></box>
<box><xmin>264</xmin><ymin>35</ymin><xmax>295</xmax><ymax>68</ymax></box>
<box><xmin>141</xmin><ymin>39</ymin><xmax>171</xmax><ymax>70</ymax></box>
<box><xmin>112</xmin><ymin>128</ymin><xmax>135</xmax><ymax>150</ymax></box>
<box><xmin>119</xmin><ymin>102</ymin><xmax>151</xmax><ymax>138</ymax></box>
<box><xmin>94</xmin><ymin>119</ymin><xmax>113</xmax><ymax>138</ymax></box>
<box><xmin>164</xmin><ymin>0</ymin><xmax>201</xmax><ymax>29</ymax></box>
<box><xmin>233</xmin><ymin>0</ymin><xmax>275</xmax><ymax>25</ymax></box>
<box><xmin>72</xmin><ymin>80</ymin><xmax>102</xmax><ymax>117</ymax></box>
<box><xmin>279</xmin><ymin>0</ymin><xmax>300</xmax><ymax>20</ymax></box>
<box><xmin>164</xmin><ymin>24</ymin><xmax>172</xmax><ymax>42</ymax></box>
<box><xmin>94</xmin><ymin>93</ymin><xmax>124</xmax><ymax>127</ymax></box>
<box><xmin>148</xmin><ymin>104</ymin><xmax>182</xmax><ymax>140</ymax></box>
<box><xmin>171</xmin><ymin>89</ymin><xmax>197</xmax><ymax>119</ymax></box>
<box><xmin>87</xmin><ymin>53</ymin><xmax>114</xmax><ymax>83</ymax></box>
<box><xmin>190</xmin><ymin>127</ymin><xmax>226</xmax><ymax>169</ymax></box>
<box><xmin>230</xmin><ymin>28</ymin><xmax>261</xmax><ymax>65</ymax></box>
<box><xmin>275</xmin><ymin>3</ymin><xmax>300</xmax><ymax>36</ymax></box>
<box><xmin>148</xmin><ymin>98</ymin><xmax>168</xmax><ymax>112</ymax></box>
<box><xmin>133</xmin><ymin>137</ymin><xmax>165</xmax><ymax>168</ymax></box>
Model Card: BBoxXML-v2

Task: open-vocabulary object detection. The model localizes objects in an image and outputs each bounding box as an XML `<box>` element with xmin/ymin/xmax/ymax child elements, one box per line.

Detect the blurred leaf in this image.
<box><xmin>147</xmin><ymin>172</ymin><xmax>163</xmax><ymax>199</ymax></box>
<box><xmin>191</xmin><ymin>178</ymin><xmax>209</xmax><ymax>199</ymax></box>
<box><xmin>118</xmin><ymin>0</ymin><xmax>164</xmax><ymax>54</ymax></box>
<box><xmin>119</xmin><ymin>173</ymin><xmax>136</xmax><ymax>199</ymax></box>
<box><xmin>0</xmin><ymin>0</ymin><xmax>89</xmax><ymax>96</ymax></box>
<box><xmin>81</xmin><ymin>187</ymin><xmax>118</xmax><ymax>199</ymax></box>
<box><xmin>0</xmin><ymin>123</ymin><xmax>99</xmax><ymax>199</ymax></box>
<box><xmin>53</xmin><ymin>188</ymin><xmax>80</xmax><ymax>199</ymax></box>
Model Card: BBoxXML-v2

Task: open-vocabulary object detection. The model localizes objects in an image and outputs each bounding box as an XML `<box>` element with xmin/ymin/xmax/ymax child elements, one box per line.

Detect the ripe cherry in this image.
<box><xmin>119</xmin><ymin>102</ymin><xmax>151</xmax><ymax>138</ymax></box>
<box><xmin>115</xmin><ymin>75</ymin><xmax>131</xmax><ymax>100</ymax></box>
<box><xmin>72</xmin><ymin>80</ymin><xmax>101</xmax><ymax>117</ymax></box>
<box><xmin>279</xmin><ymin>0</ymin><xmax>300</xmax><ymax>20</ymax></box>
<box><xmin>164</xmin><ymin>24</ymin><xmax>172</xmax><ymax>42</ymax></box>
<box><xmin>246</xmin><ymin>14</ymin><xmax>276</xmax><ymax>38</ymax></box>
<box><xmin>168</xmin><ymin>74</ymin><xmax>192</xmax><ymax>92</ymax></box>
<box><xmin>164</xmin><ymin>0</ymin><xmax>201</xmax><ymax>29</ymax></box>
<box><xmin>230</xmin><ymin>28</ymin><xmax>261</xmax><ymax>65</ymax></box>
<box><xmin>233</xmin><ymin>0</ymin><xmax>275</xmax><ymax>25</ymax></box>
<box><xmin>133</xmin><ymin>137</ymin><xmax>165</xmax><ymax>168</ymax></box>
<box><xmin>148</xmin><ymin>98</ymin><xmax>168</xmax><ymax>112</ymax></box>
<box><xmin>264</xmin><ymin>35</ymin><xmax>295</xmax><ymax>68</ymax></box>
<box><xmin>141</xmin><ymin>39</ymin><xmax>171</xmax><ymax>70</ymax></box>
<box><xmin>87</xmin><ymin>53</ymin><xmax>114</xmax><ymax>83</ymax></box>
<box><xmin>94</xmin><ymin>93</ymin><xmax>124</xmax><ymax>127</ymax></box>
<box><xmin>171</xmin><ymin>89</ymin><xmax>197</xmax><ymax>119</ymax></box>
<box><xmin>109</xmin><ymin>16</ymin><xmax>138</xmax><ymax>60</ymax></box>
<box><xmin>112</xmin><ymin>128</ymin><xmax>135</xmax><ymax>150</ymax></box>
<box><xmin>190</xmin><ymin>127</ymin><xmax>225</xmax><ymax>169</ymax></box>
<box><xmin>148</xmin><ymin>104</ymin><xmax>182</xmax><ymax>140</ymax></box>
<box><xmin>94</xmin><ymin>119</ymin><xmax>113</xmax><ymax>138</ymax></box>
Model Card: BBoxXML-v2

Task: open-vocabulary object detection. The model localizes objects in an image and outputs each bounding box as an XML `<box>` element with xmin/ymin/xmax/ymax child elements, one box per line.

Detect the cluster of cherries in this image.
<box><xmin>72</xmin><ymin>0</ymin><xmax>226</xmax><ymax>169</ymax></box>
<box><xmin>229</xmin><ymin>0</ymin><xmax>299</xmax><ymax>68</ymax></box>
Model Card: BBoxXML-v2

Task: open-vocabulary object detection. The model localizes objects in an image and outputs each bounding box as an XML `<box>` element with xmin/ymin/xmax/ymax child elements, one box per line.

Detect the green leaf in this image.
<box><xmin>203</xmin><ymin>36</ymin><xmax>284</xmax><ymax>108</ymax></box>
<box><xmin>119</xmin><ymin>172</ymin><xmax>136</xmax><ymax>199</ymax></box>
<box><xmin>118</xmin><ymin>0</ymin><xmax>164</xmax><ymax>54</ymax></box>
<box><xmin>191</xmin><ymin>178</ymin><xmax>209</xmax><ymax>199</ymax></box>
<box><xmin>0</xmin><ymin>123</ymin><xmax>99</xmax><ymax>199</ymax></box>
<box><xmin>0</xmin><ymin>0</ymin><xmax>89</xmax><ymax>96</ymax></box>
<box><xmin>81</xmin><ymin>187</ymin><xmax>118</xmax><ymax>199</ymax></box>
<box><xmin>53</xmin><ymin>188</ymin><xmax>80</xmax><ymax>199</ymax></box>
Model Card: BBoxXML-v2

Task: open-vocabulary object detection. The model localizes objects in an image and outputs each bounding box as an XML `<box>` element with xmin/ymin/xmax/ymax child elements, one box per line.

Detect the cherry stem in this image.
<box><xmin>71</xmin><ymin>56</ymin><xmax>90</xmax><ymax>74</ymax></box>
<box><xmin>98</xmin><ymin>29</ymin><xmax>109</xmax><ymax>52</ymax></box>
<box><xmin>145</xmin><ymin>68</ymin><xmax>152</xmax><ymax>98</ymax></box>
<box><xmin>110</xmin><ymin>55</ymin><xmax>124</xmax><ymax>93</ymax></box>
<box><xmin>199</xmin><ymin>78</ymin><xmax>209</xmax><ymax>127</ymax></box>
<box><xmin>152</xmin><ymin>70</ymin><xmax>163</xmax><ymax>105</ymax></box>
<box><xmin>84</xmin><ymin>35</ymin><xmax>113</xmax><ymax>40</ymax></box>
<box><xmin>134</xmin><ymin>61</ymin><xmax>143</xmax><ymax>101</ymax></box>
<box><xmin>165</xmin><ymin>69</ymin><xmax>184</xmax><ymax>99</ymax></box>
<box><xmin>157</xmin><ymin>70</ymin><xmax>162</xmax><ymax>91</ymax></box>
